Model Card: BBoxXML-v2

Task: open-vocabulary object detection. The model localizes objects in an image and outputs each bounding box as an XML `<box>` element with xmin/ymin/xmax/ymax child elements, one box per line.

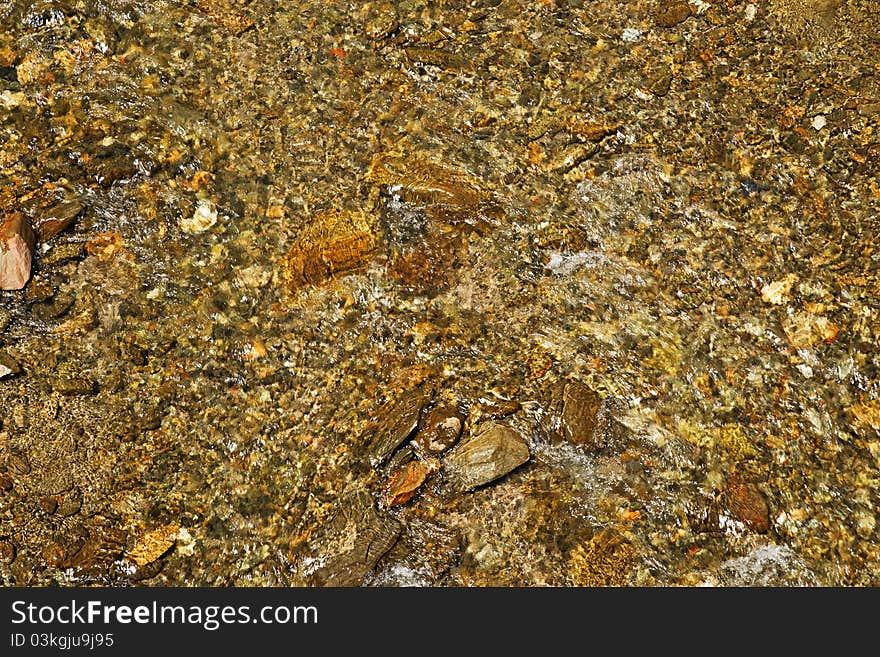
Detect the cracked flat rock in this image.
<box><xmin>308</xmin><ymin>487</ymin><xmax>402</xmax><ymax>586</ymax></box>
<box><xmin>365</xmin><ymin>386</ymin><xmax>432</xmax><ymax>466</ymax></box>
<box><xmin>444</xmin><ymin>422</ymin><xmax>530</xmax><ymax>492</ymax></box>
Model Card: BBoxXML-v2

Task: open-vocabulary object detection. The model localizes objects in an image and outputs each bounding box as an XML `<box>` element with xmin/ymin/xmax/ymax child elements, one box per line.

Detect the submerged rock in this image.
<box><xmin>655</xmin><ymin>1</ymin><xmax>693</xmax><ymax>27</ymax></box>
<box><xmin>0</xmin><ymin>352</ymin><xmax>21</xmax><ymax>379</ymax></box>
<box><xmin>566</xmin><ymin>528</ymin><xmax>636</xmax><ymax>586</ymax></box>
<box><xmin>0</xmin><ymin>539</ymin><xmax>16</xmax><ymax>564</ymax></box>
<box><xmin>444</xmin><ymin>422</ymin><xmax>530</xmax><ymax>492</ymax></box>
<box><xmin>719</xmin><ymin>482</ymin><xmax>771</xmax><ymax>534</ymax></box>
<box><xmin>380</xmin><ymin>459</ymin><xmax>439</xmax><ymax>507</ymax></box>
<box><xmin>283</xmin><ymin>208</ymin><xmax>378</xmax><ymax>289</ymax></box>
<box><xmin>34</xmin><ymin>199</ymin><xmax>84</xmax><ymax>241</ymax></box>
<box><xmin>0</xmin><ymin>212</ymin><xmax>35</xmax><ymax>290</ymax></box>
<box><xmin>367</xmin><ymin>154</ymin><xmax>501</xmax><ymax>230</ymax></box>
<box><xmin>181</xmin><ymin>198</ymin><xmax>218</xmax><ymax>234</ymax></box>
<box><xmin>64</xmin><ymin>526</ymin><xmax>127</xmax><ymax>577</ymax></box>
<box><xmin>413</xmin><ymin>403</ymin><xmax>464</xmax><ymax>455</ymax></box>
<box><xmin>547</xmin><ymin>380</ymin><xmax>603</xmax><ymax>449</ymax></box>
<box><xmin>127</xmin><ymin>523</ymin><xmax>179</xmax><ymax>567</ymax></box>
<box><xmin>308</xmin><ymin>487</ymin><xmax>402</xmax><ymax>586</ymax></box>
<box><xmin>365</xmin><ymin>385</ymin><xmax>432</xmax><ymax>466</ymax></box>
<box><xmin>51</xmin><ymin>375</ymin><xmax>97</xmax><ymax>396</ymax></box>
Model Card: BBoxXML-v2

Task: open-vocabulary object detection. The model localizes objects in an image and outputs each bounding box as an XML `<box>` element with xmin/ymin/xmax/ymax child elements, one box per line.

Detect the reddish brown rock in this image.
<box><xmin>720</xmin><ymin>482</ymin><xmax>771</xmax><ymax>533</ymax></box>
<box><xmin>414</xmin><ymin>404</ymin><xmax>464</xmax><ymax>455</ymax></box>
<box><xmin>380</xmin><ymin>459</ymin><xmax>438</xmax><ymax>507</ymax></box>
<box><xmin>0</xmin><ymin>212</ymin><xmax>36</xmax><ymax>290</ymax></box>
<box><xmin>35</xmin><ymin>199</ymin><xmax>84</xmax><ymax>241</ymax></box>
<box><xmin>655</xmin><ymin>1</ymin><xmax>693</xmax><ymax>27</ymax></box>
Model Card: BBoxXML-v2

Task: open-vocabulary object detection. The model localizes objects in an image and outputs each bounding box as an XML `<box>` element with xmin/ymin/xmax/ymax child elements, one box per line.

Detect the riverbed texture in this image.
<box><xmin>1</xmin><ymin>0</ymin><xmax>879</xmax><ymax>586</ymax></box>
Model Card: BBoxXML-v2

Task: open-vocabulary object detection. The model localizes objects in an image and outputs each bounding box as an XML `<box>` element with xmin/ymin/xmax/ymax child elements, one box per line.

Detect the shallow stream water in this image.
<box><xmin>1</xmin><ymin>0</ymin><xmax>879</xmax><ymax>586</ymax></box>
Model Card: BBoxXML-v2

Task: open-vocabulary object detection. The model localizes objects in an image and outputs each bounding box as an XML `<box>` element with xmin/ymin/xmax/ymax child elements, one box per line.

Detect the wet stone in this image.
<box><xmin>566</xmin><ymin>528</ymin><xmax>636</xmax><ymax>586</ymax></box>
<box><xmin>470</xmin><ymin>400</ymin><xmax>521</xmax><ymax>425</ymax></box>
<box><xmin>444</xmin><ymin>422</ymin><xmax>531</xmax><ymax>492</ymax></box>
<box><xmin>39</xmin><ymin>240</ymin><xmax>86</xmax><ymax>266</ymax></box>
<box><xmin>365</xmin><ymin>386</ymin><xmax>432</xmax><ymax>466</ymax></box>
<box><xmin>39</xmin><ymin>495</ymin><xmax>58</xmax><ymax>514</ymax></box>
<box><xmin>547</xmin><ymin>142</ymin><xmax>599</xmax><ymax>174</ymax></box>
<box><xmin>385</xmin><ymin>443</ymin><xmax>416</xmax><ymax>472</ymax></box>
<box><xmin>283</xmin><ymin>209</ymin><xmax>377</xmax><ymax>289</ymax></box>
<box><xmin>128</xmin><ymin>559</ymin><xmax>165</xmax><ymax>582</ymax></box>
<box><xmin>365</xmin><ymin>2</ymin><xmax>399</xmax><ymax>42</ymax></box>
<box><xmin>414</xmin><ymin>404</ymin><xmax>465</xmax><ymax>455</ymax></box>
<box><xmin>308</xmin><ymin>487</ymin><xmax>402</xmax><ymax>586</ymax></box>
<box><xmin>564</xmin><ymin>119</ymin><xmax>619</xmax><ymax>143</ymax></box>
<box><xmin>42</xmin><ymin>543</ymin><xmax>68</xmax><ymax>568</ymax></box>
<box><xmin>56</xmin><ymin>488</ymin><xmax>82</xmax><ymax>517</ymax></box>
<box><xmin>128</xmin><ymin>523</ymin><xmax>179</xmax><ymax>567</ymax></box>
<box><xmin>647</xmin><ymin>66</ymin><xmax>673</xmax><ymax>96</ymax></box>
<box><xmin>849</xmin><ymin>400</ymin><xmax>880</xmax><ymax>436</ymax></box>
<box><xmin>51</xmin><ymin>376</ymin><xmax>96</xmax><ymax>396</ymax></box>
<box><xmin>196</xmin><ymin>0</ymin><xmax>254</xmax><ymax>35</ymax></box>
<box><xmin>655</xmin><ymin>1</ymin><xmax>694</xmax><ymax>27</ymax></box>
<box><xmin>548</xmin><ymin>380</ymin><xmax>603</xmax><ymax>449</ymax></box>
<box><xmin>6</xmin><ymin>453</ymin><xmax>30</xmax><ymax>476</ymax></box>
<box><xmin>720</xmin><ymin>482</ymin><xmax>771</xmax><ymax>534</ymax></box>
<box><xmin>404</xmin><ymin>47</ymin><xmax>469</xmax><ymax>71</ymax></box>
<box><xmin>388</xmin><ymin>236</ymin><xmax>459</xmax><ymax>298</ymax></box>
<box><xmin>64</xmin><ymin>526</ymin><xmax>127</xmax><ymax>575</ymax></box>
<box><xmin>380</xmin><ymin>459</ymin><xmax>438</xmax><ymax>507</ymax></box>
<box><xmin>34</xmin><ymin>199</ymin><xmax>84</xmax><ymax>241</ymax></box>
<box><xmin>24</xmin><ymin>278</ymin><xmax>55</xmax><ymax>304</ymax></box>
<box><xmin>0</xmin><ymin>538</ymin><xmax>16</xmax><ymax>564</ymax></box>
<box><xmin>0</xmin><ymin>212</ymin><xmax>36</xmax><ymax>290</ymax></box>
<box><xmin>367</xmin><ymin>155</ymin><xmax>491</xmax><ymax>223</ymax></box>
<box><xmin>0</xmin><ymin>352</ymin><xmax>21</xmax><ymax>379</ymax></box>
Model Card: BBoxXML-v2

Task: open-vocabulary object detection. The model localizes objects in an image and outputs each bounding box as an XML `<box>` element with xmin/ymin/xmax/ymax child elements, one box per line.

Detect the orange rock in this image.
<box><xmin>381</xmin><ymin>460</ymin><xmax>437</xmax><ymax>507</ymax></box>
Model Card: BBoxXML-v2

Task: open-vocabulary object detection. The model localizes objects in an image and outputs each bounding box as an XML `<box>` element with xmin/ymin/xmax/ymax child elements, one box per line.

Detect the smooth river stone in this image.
<box><xmin>444</xmin><ymin>422</ymin><xmax>530</xmax><ymax>492</ymax></box>
<box><xmin>0</xmin><ymin>212</ymin><xmax>35</xmax><ymax>290</ymax></box>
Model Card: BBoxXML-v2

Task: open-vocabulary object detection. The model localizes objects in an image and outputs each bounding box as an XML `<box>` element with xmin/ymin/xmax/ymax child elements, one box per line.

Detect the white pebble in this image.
<box><xmin>811</xmin><ymin>115</ymin><xmax>826</xmax><ymax>130</ymax></box>
<box><xmin>181</xmin><ymin>199</ymin><xmax>218</xmax><ymax>233</ymax></box>
<box><xmin>621</xmin><ymin>28</ymin><xmax>642</xmax><ymax>43</ymax></box>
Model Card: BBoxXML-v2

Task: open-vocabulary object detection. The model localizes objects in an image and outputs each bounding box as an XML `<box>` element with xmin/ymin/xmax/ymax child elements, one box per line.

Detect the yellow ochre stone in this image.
<box><xmin>283</xmin><ymin>208</ymin><xmax>377</xmax><ymax>289</ymax></box>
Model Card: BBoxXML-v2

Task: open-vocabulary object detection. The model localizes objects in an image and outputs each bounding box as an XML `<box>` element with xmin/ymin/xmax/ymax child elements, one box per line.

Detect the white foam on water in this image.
<box><xmin>716</xmin><ymin>544</ymin><xmax>820</xmax><ymax>586</ymax></box>
<box><xmin>367</xmin><ymin>564</ymin><xmax>433</xmax><ymax>587</ymax></box>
